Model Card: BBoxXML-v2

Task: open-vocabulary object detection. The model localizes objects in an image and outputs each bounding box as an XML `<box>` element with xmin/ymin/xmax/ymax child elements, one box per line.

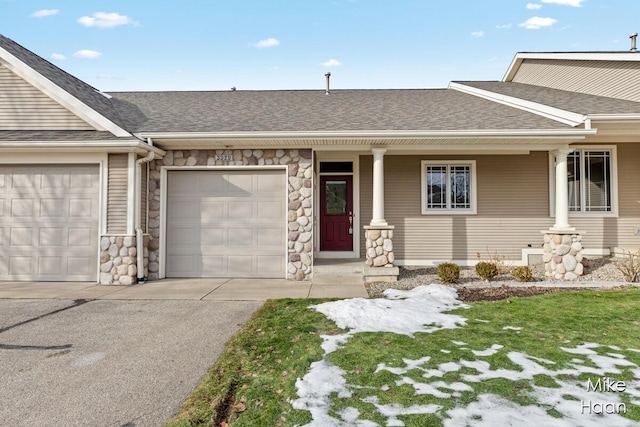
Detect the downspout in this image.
<box><xmin>135</xmin><ymin>139</ymin><xmax>156</xmax><ymax>284</ymax></box>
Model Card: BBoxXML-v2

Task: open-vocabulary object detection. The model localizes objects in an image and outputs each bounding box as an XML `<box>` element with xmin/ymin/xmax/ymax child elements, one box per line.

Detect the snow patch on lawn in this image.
<box><xmin>291</xmin><ymin>285</ymin><xmax>640</xmax><ymax>426</ymax></box>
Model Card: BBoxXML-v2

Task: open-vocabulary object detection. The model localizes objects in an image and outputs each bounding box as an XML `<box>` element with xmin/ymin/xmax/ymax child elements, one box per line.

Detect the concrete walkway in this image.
<box><xmin>0</xmin><ymin>277</ymin><xmax>369</xmax><ymax>300</ymax></box>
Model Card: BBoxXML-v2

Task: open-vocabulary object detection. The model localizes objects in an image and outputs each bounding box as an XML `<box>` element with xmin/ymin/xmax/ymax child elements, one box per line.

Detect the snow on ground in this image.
<box><xmin>291</xmin><ymin>285</ymin><xmax>640</xmax><ymax>427</ymax></box>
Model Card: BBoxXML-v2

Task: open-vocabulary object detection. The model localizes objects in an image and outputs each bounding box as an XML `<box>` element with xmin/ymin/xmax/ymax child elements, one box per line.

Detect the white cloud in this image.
<box><xmin>96</xmin><ymin>73</ymin><xmax>124</xmax><ymax>80</ymax></box>
<box><xmin>254</xmin><ymin>37</ymin><xmax>280</xmax><ymax>48</ymax></box>
<box><xmin>471</xmin><ymin>31</ymin><xmax>484</xmax><ymax>38</ymax></box>
<box><xmin>78</xmin><ymin>12</ymin><xmax>137</xmax><ymax>28</ymax></box>
<box><xmin>541</xmin><ymin>0</ymin><xmax>585</xmax><ymax>6</ymax></box>
<box><xmin>496</xmin><ymin>23</ymin><xmax>512</xmax><ymax>29</ymax></box>
<box><xmin>31</xmin><ymin>9</ymin><xmax>59</xmax><ymax>17</ymax></box>
<box><xmin>51</xmin><ymin>53</ymin><xmax>66</xmax><ymax>61</ymax></box>
<box><xmin>73</xmin><ymin>49</ymin><xmax>102</xmax><ymax>59</ymax></box>
<box><xmin>321</xmin><ymin>59</ymin><xmax>342</xmax><ymax>67</ymax></box>
<box><xmin>526</xmin><ymin>3</ymin><xmax>542</xmax><ymax>9</ymax></box>
<box><xmin>519</xmin><ymin>16</ymin><xmax>558</xmax><ymax>29</ymax></box>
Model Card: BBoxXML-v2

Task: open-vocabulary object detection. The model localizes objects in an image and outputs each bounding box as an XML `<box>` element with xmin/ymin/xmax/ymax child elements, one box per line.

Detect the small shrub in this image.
<box><xmin>477</xmin><ymin>248</ymin><xmax>512</xmax><ymax>275</ymax></box>
<box><xmin>511</xmin><ymin>266</ymin><xmax>534</xmax><ymax>282</ymax></box>
<box><xmin>475</xmin><ymin>262</ymin><xmax>498</xmax><ymax>281</ymax></box>
<box><xmin>437</xmin><ymin>262</ymin><xmax>460</xmax><ymax>284</ymax></box>
<box><xmin>614</xmin><ymin>251</ymin><xmax>640</xmax><ymax>282</ymax></box>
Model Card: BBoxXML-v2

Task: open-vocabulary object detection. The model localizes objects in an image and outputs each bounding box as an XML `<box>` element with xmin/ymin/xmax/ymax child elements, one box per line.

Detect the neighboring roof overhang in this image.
<box><xmin>138</xmin><ymin>129</ymin><xmax>596</xmax><ymax>153</ymax></box>
<box><xmin>0</xmin><ymin>139</ymin><xmax>165</xmax><ymax>155</ymax></box>
<box><xmin>0</xmin><ymin>47</ymin><xmax>132</xmax><ymax>138</ymax></box>
<box><xmin>449</xmin><ymin>82</ymin><xmax>585</xmax><ymax>126</ymax></box>
<box><xmin>503</xmin><ymin>52</ymin><xmax>640</xmax><ymax>82</ymax></box>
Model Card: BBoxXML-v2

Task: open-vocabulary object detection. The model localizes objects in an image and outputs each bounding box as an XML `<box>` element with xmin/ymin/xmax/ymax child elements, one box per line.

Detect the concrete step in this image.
<box><xmin>312</xmin><ymin>274</ymin><xmax>364</xmax><ymax>285</ymax></box>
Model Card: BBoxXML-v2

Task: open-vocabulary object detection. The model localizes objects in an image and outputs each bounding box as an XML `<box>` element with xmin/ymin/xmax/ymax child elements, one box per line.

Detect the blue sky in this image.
<box><xmin>1</xmin><ymin>0</ymin><xmax>639</xmax><ymax>92</ymax></box>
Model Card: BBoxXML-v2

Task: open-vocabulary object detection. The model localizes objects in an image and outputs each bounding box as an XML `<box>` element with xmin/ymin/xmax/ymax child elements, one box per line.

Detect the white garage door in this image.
<box><xmin>166</xmin><ymin>169</ymin><xmax>286</xmax><ymax>278</ymax></box>
<box><xmin>0</xmin><ymin>165</ymin><xmax>99</xmax><ymax>281</ymax></box>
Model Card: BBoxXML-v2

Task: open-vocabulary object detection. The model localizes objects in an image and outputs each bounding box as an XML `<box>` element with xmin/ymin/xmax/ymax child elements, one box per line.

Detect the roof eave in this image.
<box><xmin>503</xmin><ymin>52</ymin><xmax>640</xmax><ymax>82</ymax></box>
<box><xmin>0</xmin><ymin>140</ymin><xmax>165</xmax><ymax>155</ymax></box>
<box><xmin>0</xmin><ymin>45</ymin><xmax>132</xmax><ymax>138</ymax></box>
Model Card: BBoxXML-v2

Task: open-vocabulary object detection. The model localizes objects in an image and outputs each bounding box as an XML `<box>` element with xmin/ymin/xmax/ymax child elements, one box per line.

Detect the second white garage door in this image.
<box><xmin>0</xmin><ymin>165</ymin><xmax>99</xmax><ymax>281</ymax></box>
<box><xmin>166</xmin><ymin>169</ymin><xmax>286</xmax><ymax>278</ymax></box>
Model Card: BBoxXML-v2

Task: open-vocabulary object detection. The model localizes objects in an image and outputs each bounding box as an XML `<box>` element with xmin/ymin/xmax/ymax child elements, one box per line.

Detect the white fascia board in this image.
<box><xmin>0</xmin><ymin>140</ymin><xmax>165</xmax><ymax>155</ymax></box>
<box><xmin>139</xmin><ymin>128</ymin><xmax>594</xmax><ymax>142</ymax></box>
<box><xmin>449</xmin><ymin>82</ymin><xmax>585</xmax><ymax>127</ymax></box>
<box><xmin>503</xmin><ymin>52</ymin><xmax>640</xmax><ymax>82</ymax></box>
<box><xmin>0</xmin><ymin>49</ymin><xmax>131</xmax><ymax>137</ymax></box>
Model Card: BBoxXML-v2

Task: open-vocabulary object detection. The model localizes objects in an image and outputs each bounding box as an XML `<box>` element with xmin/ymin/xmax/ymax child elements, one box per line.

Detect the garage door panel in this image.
<box><xmin>11</xmin><ymin>199</ymin><xmax>34</xmax><ymax>217</ymax></box>
<box><xmin>228</xmin><ymin>228</ymin><xmax>253</xmax><ymax>246</ymax></box>
<box><xmin>166</xmin><ymin>170</ymin><xmax>286</xmax><ymax>278</ymax></box>
<box><xmin>257</xmin><ymin>228</ymin><xmax>283</xmax><ymax>246</ymax></box>
<box><xmin>39</xmin><ymin>256</ymin><xmax>62</xmax><ymax>276</ymax></box>
<box><xmin>9</xmin><ymin>256</ymin><xmax>32</xmax><ymax>276</ymax></box>
<box><xmin>0</xmin><ymin>165</ymin><xmax>99</xmax><ymax>281</ymax></box>
<box><xmin>201</xmin><ymin>256</ymin><xmax>224</xmax><ymax>274</ymax></box>
<box><xmin>10</xmin><ymin>227</ymin><xmax>33</xmax><ymax>246</ymax></box>
<box><xmin>201</xmin><ymin>201</ymin><xmax>225</xmax><ymax>219</ymax></box>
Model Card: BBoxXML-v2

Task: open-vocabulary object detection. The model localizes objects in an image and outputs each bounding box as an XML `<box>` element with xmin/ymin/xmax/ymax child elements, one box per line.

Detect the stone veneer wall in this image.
<box><xmin>543</xmin><ymin>232</ymin><xmax>584</xmax><ymax>280</ymax></box>
<box><xmin>364</xmin><ymin>226</ymin><xmax>395</xmax><ymax>267</ymax></box>
<box><xmin>147</xmin><ymin>149</ymin><xmax>313</xmax><ymax>281</ymax></box>
<box><xmin>99</xmin><ymin>235</ymin><xmax>149</xmax><ymax>285</ymax></box>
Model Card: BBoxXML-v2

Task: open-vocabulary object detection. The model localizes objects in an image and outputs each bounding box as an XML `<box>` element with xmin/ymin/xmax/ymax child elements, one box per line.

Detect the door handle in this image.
<box><xmin>348</xmin><ymin>211</ymin><xmax>353</xmax><ymax>235</ymax></box>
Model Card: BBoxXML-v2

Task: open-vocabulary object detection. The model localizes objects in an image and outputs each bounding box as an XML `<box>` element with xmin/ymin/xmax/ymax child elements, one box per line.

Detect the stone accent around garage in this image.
<box><xmin>542</xmin><ymin>231</ymin><xmax>584</xmax><ymax>281</ymax></box>
<box><xmin>364</xmin><ymin>225</ymin><xmax>398</xmax><ymax>282</ymax></box>
<box><xmin>147</xmin><ymin>149</ymin><xmax>313</xmax><ymax>281</ymax></box>
<box><xmin>99</xmin><ymin>235</ymin><xmax>149</xmax><ymax>285</ymax></box>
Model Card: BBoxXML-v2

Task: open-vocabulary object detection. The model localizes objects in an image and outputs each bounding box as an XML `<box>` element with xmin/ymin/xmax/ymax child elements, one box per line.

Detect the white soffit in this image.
<box><xmin>0</xmin><ymin>48</ymin><xmax>131</xmax><ymax>137</ymax></box>
<box><xmin>449</xmin><ymin>82</ymin><xmax>585</xmax><ymax>127</ymax></box>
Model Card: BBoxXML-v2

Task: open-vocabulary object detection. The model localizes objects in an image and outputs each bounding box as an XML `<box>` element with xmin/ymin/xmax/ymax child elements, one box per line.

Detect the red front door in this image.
<box><xmin>320</xmin><ymin>175</ymin><xmax>353</xmax><ymax>251</ymax></box>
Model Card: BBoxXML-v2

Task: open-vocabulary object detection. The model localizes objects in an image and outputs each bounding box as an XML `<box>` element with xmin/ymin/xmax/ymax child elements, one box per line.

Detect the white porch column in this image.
<box><xmin>371</xmin><ymin>148</ymin><xmax>387</xmax><ymax>226</ymax></box>
<box><xmin>551</xmin><ymin>147</ymin><xmax>575</xmax><ymax>231</ymax></box>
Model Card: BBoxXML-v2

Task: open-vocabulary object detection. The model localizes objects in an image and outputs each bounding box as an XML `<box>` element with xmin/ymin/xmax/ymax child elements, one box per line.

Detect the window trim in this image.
<box><xmin>421</xmin><ymin>160</ymin><xmax>477</xmax><ymax>215</ymax></box>
<box><xmin>548</xmin><ymin>145</ymin><xmax>618</xmax><ymax>218</ymax></box>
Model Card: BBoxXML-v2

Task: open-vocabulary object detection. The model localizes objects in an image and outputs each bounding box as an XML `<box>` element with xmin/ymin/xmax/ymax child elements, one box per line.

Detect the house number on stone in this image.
<box><xmin>214</xmin><ymin>155</ymin><xmax>233</xmax><ymax>161</ymax></box>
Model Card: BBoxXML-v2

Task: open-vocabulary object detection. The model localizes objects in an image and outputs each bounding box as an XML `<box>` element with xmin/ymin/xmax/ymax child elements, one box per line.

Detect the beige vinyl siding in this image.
<box><xmin>360</xmin><ymin>145</ymin><xmax>640</xmax><ymax>262</ymax></box>
<box><xmin>107</xmin><ymin>154</ymin><xmax>128</xmax><ymax>233</ymax></box>
<box><xmin>0</xmin><ymin>64</ymin><xmax>94</xmax><ymax>130</ymax></box>
<box><xmin>512</xmin><ymin>59</ymin><xmax>640</xmax><ymax>102</ymax></box>
<box><xmin>140</xmin><ymin>163</ymin><xmax>148</xmax><ymax>231</ymax></box>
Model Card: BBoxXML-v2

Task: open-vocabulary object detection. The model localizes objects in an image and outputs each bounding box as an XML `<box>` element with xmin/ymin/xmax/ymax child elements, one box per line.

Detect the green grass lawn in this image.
<box><xmin>166</xmin><ymin>287</ymin><xmax>640</xmax><ymax>427</ymax></box>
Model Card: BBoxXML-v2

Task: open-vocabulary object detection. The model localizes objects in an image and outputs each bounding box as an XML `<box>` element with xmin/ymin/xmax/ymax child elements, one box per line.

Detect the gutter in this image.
<box><xmin>134</xmin><ymin>139</ymin><xmax>155</xmax><ymax>284</ymax></box>
<box><xmin>0</xmin><ymin>140</ymin><xmax>166</xmax><ymax>155</ymax></box>
<box><xmin>138</xmin><ymin>128</ymin><xmax>596</xmax><ymax>141</ymax></box>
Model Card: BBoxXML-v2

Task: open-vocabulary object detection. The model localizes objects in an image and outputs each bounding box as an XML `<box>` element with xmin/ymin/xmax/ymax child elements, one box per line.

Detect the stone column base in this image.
<box><xmin>363</xmin><ymin>225</ymin><xmax>398</xmax><ymax>282</ymax></box>
<box><xmin>541</xmin><ymin>230</ymin><xmax>585</xmax><ymax>281</ymax></box>
<box><xmin>99</xmin><ymin>235</ymin><xmax>147</xmax><ymax>285</ymax></box>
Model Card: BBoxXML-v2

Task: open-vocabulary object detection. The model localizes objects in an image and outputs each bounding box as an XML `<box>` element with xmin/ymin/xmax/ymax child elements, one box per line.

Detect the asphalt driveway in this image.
<box><xmin>0</xmin><ymin>298</ymin><xmax>261</xmax><ymax>427</ymax></box>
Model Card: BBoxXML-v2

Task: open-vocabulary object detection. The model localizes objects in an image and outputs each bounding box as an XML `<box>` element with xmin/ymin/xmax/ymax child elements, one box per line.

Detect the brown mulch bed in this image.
<box><xmin>456</xmin><ymin>285</ymin><xmax>630</xmax><ymax>302</ymax></box>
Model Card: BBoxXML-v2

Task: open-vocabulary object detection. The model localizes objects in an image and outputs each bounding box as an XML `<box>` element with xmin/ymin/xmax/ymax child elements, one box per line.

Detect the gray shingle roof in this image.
<box><xmin>109</xmin><ymin>88</ymin><xmax>571</xmax><ymax>133</ymax></box>
<box><xmin>0</xmin><ymin>131</ymin><xmax>129</xmax><ymax>141</ymax></box>
<box><xmin>0</xmin><ymin>34</ymin><xmax>128</xmax><ymax>131</ymax></box>
<box><xmin>456</xmin><ymin>81</ymin><xmax>640</xmax><ymax>115</ymax></box>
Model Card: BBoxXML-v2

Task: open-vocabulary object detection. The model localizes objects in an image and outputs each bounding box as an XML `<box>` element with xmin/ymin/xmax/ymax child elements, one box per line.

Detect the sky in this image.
<box><xmin>2</xmin><ymin>0</ymin><xmax>640</xmax><ymax>92</ymax></box>
<box><xmin>292</xmin><ymin>285</ymin><xmax>640</xmax><ymax>426</ymax></box>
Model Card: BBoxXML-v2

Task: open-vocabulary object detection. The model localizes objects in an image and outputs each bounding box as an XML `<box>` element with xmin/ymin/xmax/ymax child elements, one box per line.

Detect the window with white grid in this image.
<box><xmin>421</xmin><ymin>161</ymin><xmax>476</xmax><ymax>215</ymax></box>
